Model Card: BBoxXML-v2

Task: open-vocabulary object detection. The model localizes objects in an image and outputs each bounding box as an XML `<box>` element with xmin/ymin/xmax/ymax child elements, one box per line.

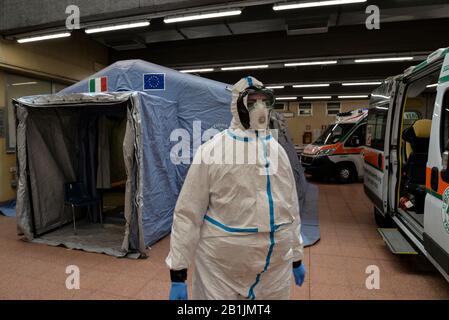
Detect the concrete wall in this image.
<box><xmin>0</xmin><ymin>73</ymin><xmax>16</xmax><ymax>201</ymax></box>
<box><xmin>282</xmin><ymin>100</ymin><xmax>369</xmax><ymax>146</ymax></box>
<box><xmin>0</xmin><ymin>33</ymin><xmax>108</xmax><ymax>202</ymax></box>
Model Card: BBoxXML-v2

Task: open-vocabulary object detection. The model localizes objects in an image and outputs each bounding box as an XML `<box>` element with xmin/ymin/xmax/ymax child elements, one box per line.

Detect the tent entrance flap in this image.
<box><xmin>23</xmin><ymin>101</ymin><xmax>131</xmax><ymax>256</ymax></box>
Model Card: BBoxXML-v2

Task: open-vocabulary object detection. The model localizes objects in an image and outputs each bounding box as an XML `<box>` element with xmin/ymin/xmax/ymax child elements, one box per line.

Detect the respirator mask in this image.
<box><xmin>237</xmin><ymin>86</ymin><xmax>275</xmax><ymax>130</ymax></box>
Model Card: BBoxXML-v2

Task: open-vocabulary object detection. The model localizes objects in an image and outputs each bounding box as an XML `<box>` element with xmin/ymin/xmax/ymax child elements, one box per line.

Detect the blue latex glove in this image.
<box><xmin>293</xmin><ymin>264</ymin><xmax>306</xmax><ymax>287</ymax></box>
<box><xmin>169</xmin><ymin>282</ymin><xmax>188</xmax><ymax>300</ymax></box>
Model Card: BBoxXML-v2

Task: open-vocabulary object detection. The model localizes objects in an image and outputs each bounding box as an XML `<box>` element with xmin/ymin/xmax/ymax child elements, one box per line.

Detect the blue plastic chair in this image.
<box><xmin>64</xmin><ymin>182</ymin><xmax>101</xmax><ymax>234</ymax></box>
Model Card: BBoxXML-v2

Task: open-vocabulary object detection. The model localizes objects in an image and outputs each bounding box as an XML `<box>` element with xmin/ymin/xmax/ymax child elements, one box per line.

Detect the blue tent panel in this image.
<box><xmin>62</xmin><ymin>60</ymin><xmax>233</xmax><ymax>246</ymax></box>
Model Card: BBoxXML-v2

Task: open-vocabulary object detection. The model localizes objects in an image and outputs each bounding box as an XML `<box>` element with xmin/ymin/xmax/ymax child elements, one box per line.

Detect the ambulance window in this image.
<box><xmin>346</xmin><ymin>124</ymin><xmax>366</xmax><ymax>147</ymax></box>
<box><xmin>366</xmin><ymin>106</ymin><xmax>388</xmax><ymax>150</ymax></box>
<box><xmin>441</xmin><ymin>91</ymin><xmax>449</xmax><ymax>152</ymax></box>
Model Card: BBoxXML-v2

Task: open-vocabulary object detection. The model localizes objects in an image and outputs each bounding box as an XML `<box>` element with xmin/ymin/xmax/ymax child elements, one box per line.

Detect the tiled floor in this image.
<box><xmin>1</xmin><ymin>182</ymin><xmax>449</xmax><ymax>300</ymax></box>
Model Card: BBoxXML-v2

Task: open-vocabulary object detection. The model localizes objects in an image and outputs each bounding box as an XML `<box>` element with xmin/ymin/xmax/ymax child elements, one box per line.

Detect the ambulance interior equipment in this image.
<box><xmin>398</xmin><ymin>71</ymin><xmax>439</xmax><ymax>222</ymax></box>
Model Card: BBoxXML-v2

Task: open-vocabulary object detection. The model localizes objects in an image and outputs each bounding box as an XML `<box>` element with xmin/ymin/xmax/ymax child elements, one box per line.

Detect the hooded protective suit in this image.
<box><xmin>166</xmin><ymin>77</ymin><xmax>303</xmax><ymax>300</ymax></box>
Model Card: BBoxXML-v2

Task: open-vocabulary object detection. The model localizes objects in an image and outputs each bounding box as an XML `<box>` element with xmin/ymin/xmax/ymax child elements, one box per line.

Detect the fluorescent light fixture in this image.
<box><xmin>11</xmin><ymin>82</ymin><xmax>38</xmax><ymax>86</ymax></box>
<box><xmin>164</xmin><ymin>9</ymin><xmax>242</xmax><ymax>23</ymax></box>
<box><xmin>338</xmin><ymin>95</ymin><xmax>369</xmax><ymax>99</ymax></box>
<box><xmin>221</xmin><ymin>65</ymin><xmax>269</xmax><ymax>71</ymax></box>
<box><xmin>276</xmin><ymin>97</ymin><xmax>297</xmax><ymax>100</ymax></box>
<box><xmin>355</xmin><ymin>57</ymin><xmax>414</xmax><ymax>63</ymax></box>
<box><xmin>85</xmin><ymin>21</ymin><xmax>150</xmax><ymax>34</ymax></box>
<box><xmin>427</xmin><ymin>83</ymin><xmax>438</xmax><ymax>88</ymax></box>
<box><xmin>372</xmin><ymin>94</ymin><xmax>390</xmax><ymax>99</ymax></box>
<box><xmin>342</xmin><ymin>81</ymin><xmax>382</xmax><ymax>86</ymax></box>
<box><xmin>293</xmin><ymin>83</ymin><xmax>330</xmax><ymax>88</ymax></box>
<box><xmin>285</xmin><ymin>60</ymin><xmax>337</xmax><ymax>67</ymax></box>
<box><xmin>303</xmin><ymin>96</ymin><xmax>332</xmax><ymax>99</ymax></box>
<box><xmin>17</xmin><ymin>32</ymin><xmax>71</xmax><ymax>43</ymax></box>
<box><xmin>180</xmin><ymin>68</ymin><xmax>214</xmax><ymax>73</ymax></box>
<box><xmin>273</xmin><ymin>0</ymin><xmax>367</xmax><ymax>11</ymax></box>
<box><xmin>266</xmin><ymin>86</ymin><xmax>285</xmax><ymax>89</ymax></box>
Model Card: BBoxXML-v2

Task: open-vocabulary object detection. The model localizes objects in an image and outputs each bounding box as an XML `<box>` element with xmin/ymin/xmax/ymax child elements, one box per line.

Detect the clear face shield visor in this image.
<box><xmin>240</xmin><ymin>87</ymin><xmax>275</xmax><ymax>112</ymax></box>
<box><xmin>237</xmin><ymin>86</ymin><xmax>275</xmax><ymax>130</ymax></box>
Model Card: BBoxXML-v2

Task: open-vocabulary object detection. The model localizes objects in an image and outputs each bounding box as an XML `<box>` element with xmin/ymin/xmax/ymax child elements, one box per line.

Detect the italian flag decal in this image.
<box><xmin>89</xmin><ymin>77</ymin><xmax>107</xmax><ymax>93</ymax></box>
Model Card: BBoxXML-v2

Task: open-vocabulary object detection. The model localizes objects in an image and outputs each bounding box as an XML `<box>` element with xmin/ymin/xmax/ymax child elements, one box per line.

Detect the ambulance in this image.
<box><xmin>300</xmin><ymin>109</ymin><xmax>367</xmax><ymax>183</ymax></box>
<box><xmin>363</xmin><ymin>47</ymin><xmax>449</xmax><ymax>282</ymax></box>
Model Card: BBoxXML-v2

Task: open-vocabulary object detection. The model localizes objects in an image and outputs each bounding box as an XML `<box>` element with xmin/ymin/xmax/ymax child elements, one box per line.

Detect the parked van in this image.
<box><xmin>300</xmin><ymin>109</ymin><xmax>367</xmax><ymax>183</ymax></box>
<box><xmin>364</xmin><ymin>47</ymin><xmax>449</xmax><ymax>282</ymax></box>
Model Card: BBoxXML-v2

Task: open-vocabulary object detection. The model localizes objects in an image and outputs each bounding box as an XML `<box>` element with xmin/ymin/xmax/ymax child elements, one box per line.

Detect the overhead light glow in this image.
<box><xmin>276</xmin><ymin>97</ymin><xmax>297</xmax><ymax>100</ymax></box>
<box><xmin>285</xmin><ymin>60</ymin><xmax>337</xmax><ymax>67</ymax></box>
<box><xmin>372</xmin><ymin>94</ymin><xmax>391</xmax><ymax>99</ymax></box>
<box><xmin>342</xmin><ymin>82</ymin><xmax>382</xmax><ymax>86</ymax></box>
<box><xmin>338</xmin><ymin>95</ymin><xmax>369</xmax><ymax>99</ymax></box>
<box><xmin>427</xmin><ymin>83</ymin><xmax>438</xmax><ymax>88</ymax></box>
<box><xmin>180</xmin><ymin>68</ymin><xmax>214</xmax><ymax>73</ymax></box>
<box><xmin>221</xmin><ymin>65</ymin><xmax>269</xmax><ymax>71</ymax></box>
<box><xmin>266</xmin><ymin>86</ymin><xmax>285</xmax><ymax>89</ymax></box>
<box><xmin>85</xmin><ymin>21</ymin><xmax>150</xmax><ymax>34</ymax></box>
<box><xmin>273</xmin><ymin>0</ymin><xmax>367</xmax><ymax>11</ymax></box>
<box><xmin>293</xmin><ymin>83</ymin><xmax>330</xmax><ymax>88</ymax></box>
<box><xmin>355</xmin><ymin>57</ymin><xmax>414</xmax><ymax>63</ymax></box>
<box><xmin>164</xmin><ymin>9</ymin><xmax>242</xmax><ymax>23</ymax></box>
<box><xmin>11</xmin><ymin>82</ymin><xmax>38</xmax><ymax>86</ymax></box>
<box><xmin>303</xmin><ymin>96</ymin><xmax>332</xmax><ymax>99</ymax></box>
<box><xmin>17</xmin><ymin>32</ymin><xmax>71</xmax><ymax>43</ymax></box>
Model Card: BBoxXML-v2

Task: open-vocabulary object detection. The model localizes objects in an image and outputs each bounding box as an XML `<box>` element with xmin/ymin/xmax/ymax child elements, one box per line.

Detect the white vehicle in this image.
<box><xmin>301</xmin><ymin>109</ymin><xmax>367</xmax><ymax>183</ymax></box>
<box><xmin>364</xmin><ymin>47</ymin><xmax>449</xmax><ymax>282</ymax></box>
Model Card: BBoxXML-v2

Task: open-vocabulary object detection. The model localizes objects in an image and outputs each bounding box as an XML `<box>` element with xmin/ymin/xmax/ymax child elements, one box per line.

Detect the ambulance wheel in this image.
<box><xmin>374</xmin><ymin>207</ymin><xmax>394</xmax><ymax>228</ymax></box>
<box><xmin>336</xmin><ymin>163</ymin><xmax>355</xmax><ymax>183</ymax></box>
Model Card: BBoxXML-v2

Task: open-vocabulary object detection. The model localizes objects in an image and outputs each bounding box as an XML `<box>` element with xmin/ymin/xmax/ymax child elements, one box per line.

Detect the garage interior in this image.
<box><xmin>1</xmin><ymin>0</ymin><xmax>449</xmax><ymax>300</ymax></box>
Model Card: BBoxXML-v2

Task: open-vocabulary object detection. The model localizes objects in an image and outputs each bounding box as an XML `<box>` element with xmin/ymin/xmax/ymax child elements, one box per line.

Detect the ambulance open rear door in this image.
<box><xmin>424</xmin><ymin>52</ymin><xmax>449</xmax><ymax>280</ymax></box>
<box><xmin>364</xmin><ymin>79</ymin><xmax>398</xmax><ymax>216</ymax></box>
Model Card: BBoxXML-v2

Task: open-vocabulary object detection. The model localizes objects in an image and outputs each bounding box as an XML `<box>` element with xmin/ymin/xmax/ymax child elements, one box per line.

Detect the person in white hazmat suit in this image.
<box><xmin>166</xmin><ymin>76</ymin><xmax>305</xmax><ymax>300</ymax></box>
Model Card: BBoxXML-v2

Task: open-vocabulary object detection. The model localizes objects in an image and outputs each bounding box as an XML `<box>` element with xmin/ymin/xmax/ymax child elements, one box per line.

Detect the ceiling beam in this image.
<box><xmin>111</xmin><ymin>19</ymin><xmax>449</xmax><ymax>67</ymax></box>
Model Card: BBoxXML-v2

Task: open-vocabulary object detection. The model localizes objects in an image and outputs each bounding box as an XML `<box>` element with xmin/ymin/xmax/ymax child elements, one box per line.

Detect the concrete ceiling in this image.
<box><xmin>1</xmin><ymin>0</ymin><xmax>449</xmax><ymax>96</ymax></box>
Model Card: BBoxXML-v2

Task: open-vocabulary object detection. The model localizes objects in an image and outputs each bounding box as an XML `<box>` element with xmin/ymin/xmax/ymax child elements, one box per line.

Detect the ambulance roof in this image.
<box><xmin>336</xmin><ymin>109</ymin><xmax>368</xmax><ymax>124</ymax></box>
<box><xmin>404</xmin><ymin>47</ymin><xmax>449</xmax><ymax>77</ymax></box>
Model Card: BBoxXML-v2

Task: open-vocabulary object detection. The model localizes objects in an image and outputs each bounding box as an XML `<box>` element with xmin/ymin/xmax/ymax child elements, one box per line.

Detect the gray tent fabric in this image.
<box><xmin>26</xmin><ymin>108</ymin><xmax>79</xmax><ymax>234</ymax></box>
<box><xmin>96</xmin><ymin>116</ymin><xmax>112</xmax><ymax>189</ymax></box>
<box><xmin>15</xmin><ymin>106</ymin><xmax>33</xmax><ymax>239</ymax></box>
<box><xmin>271</xmin><ymin>112</ymin><xmax>320</xmax><ymax>247</ymax></box>
<box><xmin>14</xmin><ymin>93</ymin><xmax>143</xmax><ymax>256</ymax></box>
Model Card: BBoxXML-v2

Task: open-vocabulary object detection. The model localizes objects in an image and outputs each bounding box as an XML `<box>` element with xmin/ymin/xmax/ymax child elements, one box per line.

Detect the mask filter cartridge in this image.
<box><xmin>249</xmin><ymin>101</ymin><xmax>270</xmax><ymax>130</ymax></box>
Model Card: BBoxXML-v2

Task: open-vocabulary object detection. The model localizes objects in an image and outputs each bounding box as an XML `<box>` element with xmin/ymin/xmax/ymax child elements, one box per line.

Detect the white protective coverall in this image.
<box><xmin>166</xmin><ymin>77</ymin><xmax>303</xmax><ymax>300</ymax></box>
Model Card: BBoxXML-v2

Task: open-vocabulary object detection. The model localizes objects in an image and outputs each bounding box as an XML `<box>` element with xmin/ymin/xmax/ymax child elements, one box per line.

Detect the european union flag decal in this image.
<box><xmin>143</xmin><ymin>73</ymin><xmax>165</xmax><ymax>90</ymax></box>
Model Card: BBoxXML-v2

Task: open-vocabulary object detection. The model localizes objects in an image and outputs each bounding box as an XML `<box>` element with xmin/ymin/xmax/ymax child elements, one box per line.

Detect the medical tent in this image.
<box><xmin>14</xmin><ymin>60</ymin><xmax>318</xmax><ymax>258</ymax></box>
